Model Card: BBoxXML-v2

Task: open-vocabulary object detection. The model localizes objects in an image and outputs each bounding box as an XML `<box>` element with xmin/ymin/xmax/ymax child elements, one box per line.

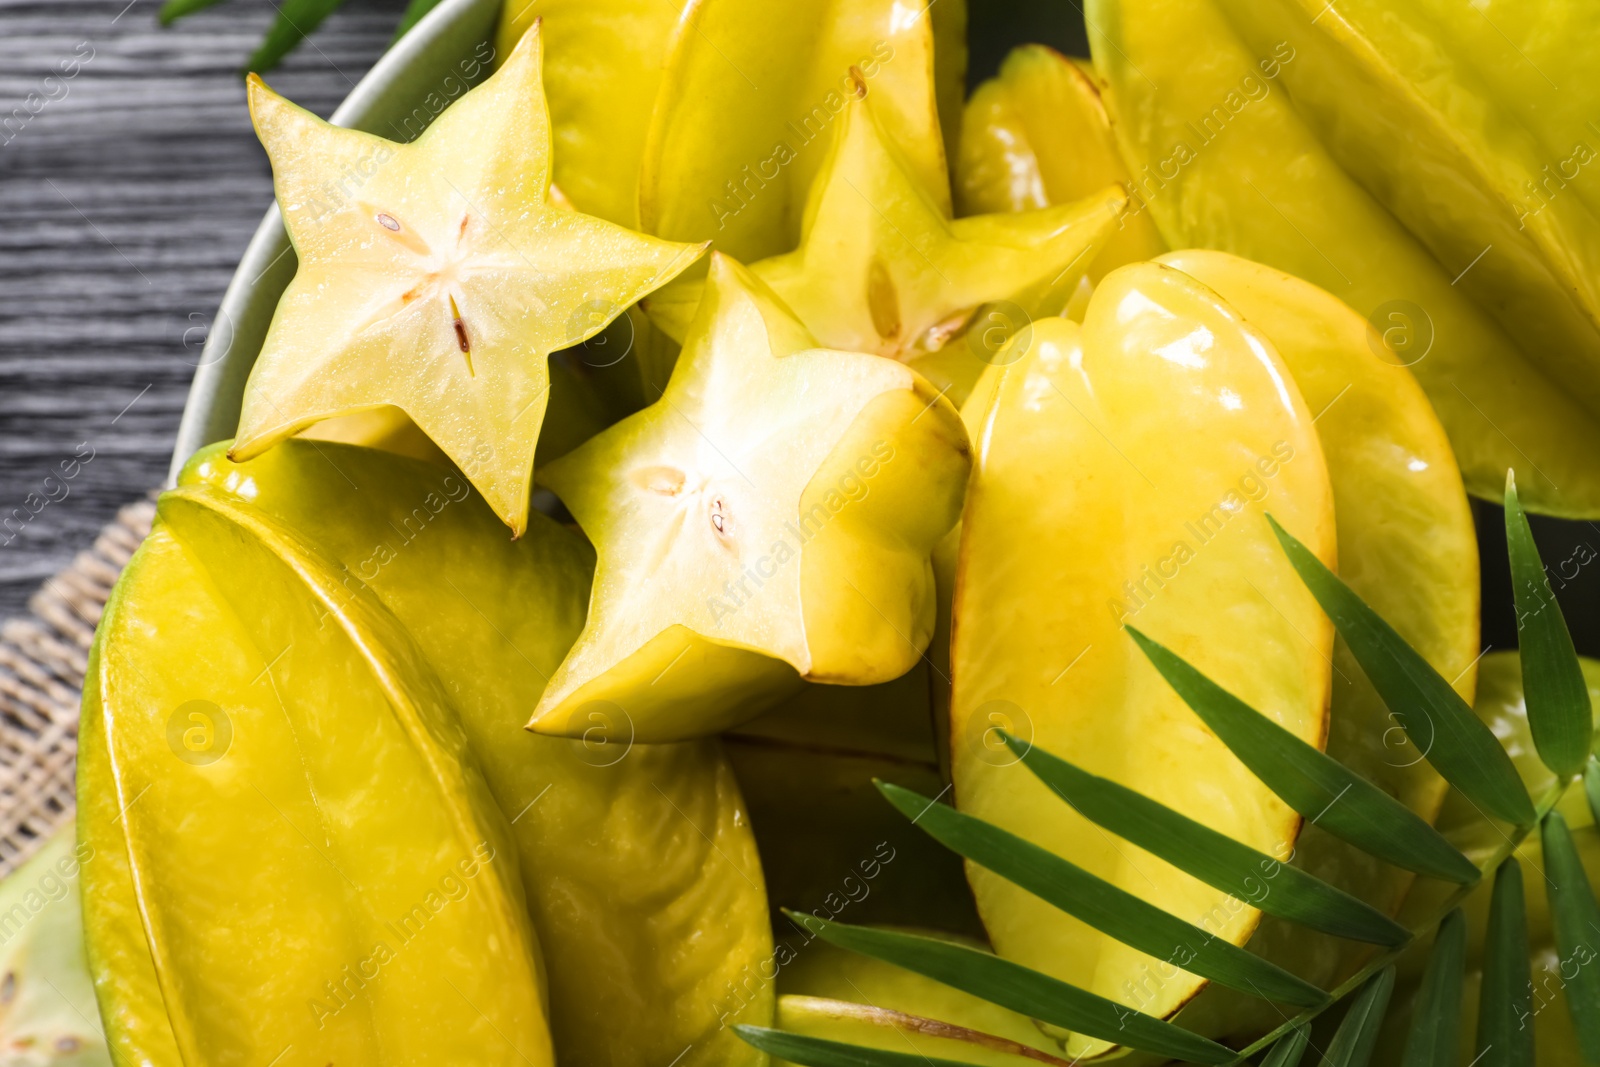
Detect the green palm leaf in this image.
<box><xmin>873</xmin><ymin>782</ymin><xmax>1329</xmax><ymax>1008</ymax></box>
<box><xmin>1540</xmin><ymin>812</ymin><xmax>1600</xmax><ymax>1062</ymax></box>
<box><xmin>1401</xmin><ymin>909</ymin><xmax>1466</xmax><ymax>1067</ymax></box>
<box><xmin>1261</xmin><ymin>1026</ymin><xmax>1311</xmax><ymax>1067</ymax></box>
<box><xmin>1477</xmin><ymin>859</ymin><xmax>1535</xmax><ymax>1067</ymax></box>
<box><xmin>1322</xmin><ymin>968</ymin><xmax>1396</xmax><ymax>1067</ymax></box>
<box><xmin>733</xmin><ymin>1026</ymin><xmax>988</xmax><ymax>1067</ymax></box>
<box><xmin>1268</xmin><ymin>516</ymin><xmax>1535</xmax><ymax>826</ymax></box>
<box><xmin>1126</xmin><ymin>626</ymin><xmax>1478</xmax><ymax>884</ymax></box>
<box><xmin>783</xmin><ymin>913</ymin><xmax>1235</xmax><ymax>1064</ymax></box>
<box><xmin>741</xmin><ymin>478</ymin><xmax>1600</xmax><ymax>1066</ymax></box>
<box><xmin>996</xmin><ymin>734</ymin><xmax>1408</xmax><ymax>945</ymax></box>
<box><xmin>1587</xmin><ymin>757</ymin><xmax>1600</xmax><ymax>826</ymax></box>
<box><xmin>246</xmin><ymin>0</ymin><xmax>351</xmax><ymax>74</ymax></box>
<box><xmin>157</xmin><ymin>0</ymin><xmax>226</xmax><ymax>25</ymax></box>
<box><xmin>1505</xmin><ymin>474</ymin><xmax>1593</xmax><ymax>778</ymax></box>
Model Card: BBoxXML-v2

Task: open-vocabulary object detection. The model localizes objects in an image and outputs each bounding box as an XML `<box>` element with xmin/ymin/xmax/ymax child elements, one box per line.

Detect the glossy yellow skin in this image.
<box><xmin>640</xmin><ymin>0</ymin><xmax>950</xmax><ymax>263</ymax></box>
<box><xmin>956</xmin><ymin>45</ymin><xmax>1165</xmax><ymax>279</ymax></box>
<box><xmin>530</xmin><ymin>254</ymin><xmax>970</xmax><ymax>742</ymax></box>
<box><xmin>1154</xmin><ymin>251</ymin><xmax>1479</xmax><ymax>1038</ymax></box>
<box><xmin>1086</xmin><ymin>0</ymin><xmax>1600</xmax><ymax>517</ymax></box>
<box><xmin>494</xmin><ymin>0</ymin><xmax>686</xmax><ymax>226</ymax></box>
<box><xmin>951</xmin><ymin>265</ymin><xmax>1335</xmax><ymax>1057</ymax></box>
<box><xmin>176</xmin><ymin>440</ymin><xmax>773</xmax><ymax>1067</ymax></box>
<box><xmin>232</xmin><ymin>26</ymin><xmax>705</xmax><ymax>534</ymax></box>
<box><xmin>81</xmin><ymin>492</ymin><xmax>553</xmax><ymax>1066</ymax></box>
<box><xmin>0</xmin><ymin>829</ymin><xmax>110</xmax><ymax>1066</ymax></box>
<box><xmin>1211</xmin><ymin>0</ymin><xmax>1600</xmax><ymax>433</ymax></box>
<box><xmin>645</xmin><ymin>83</ymin><xmax>1126</xmax><ymax>408</ymax></box>
<box><xmin>772</xmin><ymin>941</ymin><xmax>1069</xmax><ymax>1067</ymax></box>
<box><xmin>1376</xmin><ymin>652</ymin><xmax>1600</xmax><ymax>1066</ymax></box>
<box><xmin>648</xmin><ymin>86</ymin><xmax>1125</xmax><ymax>357</ymax></box>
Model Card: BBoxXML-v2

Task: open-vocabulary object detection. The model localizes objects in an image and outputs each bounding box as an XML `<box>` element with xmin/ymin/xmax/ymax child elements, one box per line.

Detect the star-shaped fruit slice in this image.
<box><xmin>230</xmin><ymin>23</ymin><xmax>706</xmax><ymax>535</ymax></box>
<box><xmin>529</xmin><ymin>253</ymin><xmax>971</xmax><ymax>743</ymax></box>
<box><xmin>644</xmin><ymin>76</ymin><xmax>1126</xmax><ymax>380</ymax></box>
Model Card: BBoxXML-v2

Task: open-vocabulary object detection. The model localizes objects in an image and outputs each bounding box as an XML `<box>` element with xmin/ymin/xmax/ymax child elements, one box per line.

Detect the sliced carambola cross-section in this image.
<box><xmin>529</xmin><ymin>253</ymin><xmax>970</xmax><ymax>743</ymax></box>
<box><xmin>644</xmin><ymin>78</ymin><xmax>1126</xmax><ymax>403</ymax></box>
<box><xmin>950</xmin><ymin>263</ymin><xmax>1335</xmax><ymax>1058</ymax></box>
<box><xmin>229</xmin><ymin>22</ymin><xmax>706</xmax><ymax>535</ymax></box>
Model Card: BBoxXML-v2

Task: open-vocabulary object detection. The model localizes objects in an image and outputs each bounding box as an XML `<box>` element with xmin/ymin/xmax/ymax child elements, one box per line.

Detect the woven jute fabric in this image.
<box><xmin>0</xmin><ymin>497</ymin><xmax>155</xmax><ymax>878</ymax></box>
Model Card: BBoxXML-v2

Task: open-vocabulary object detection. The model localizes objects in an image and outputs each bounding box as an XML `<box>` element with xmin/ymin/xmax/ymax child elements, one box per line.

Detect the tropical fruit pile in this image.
<box><xmin>24</xmin><ymin>0</ymin><xmax>1600</xmax><ymax>1064</ymax></box>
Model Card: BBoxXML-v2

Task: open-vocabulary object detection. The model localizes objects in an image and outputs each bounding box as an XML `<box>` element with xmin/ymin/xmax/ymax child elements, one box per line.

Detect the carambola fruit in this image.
<box><xmin>1086</xmin><ymin>0</ymin><xmax>1600</xmax><ymax>516</ymax></box>
<box><xmin>1153</xmin><ymin>250</ymin><xmax>1479</xmax><ymax>1040</ymax></box>
<box><xmin>0</xmin><ymin>829</ymin><xmax>109</xmax><ymax>1066</ymax></box>
<box><xmin>956</xmin><ymin>45</ymin><xmax>1164</xmax><ymax>280</ymax></box>
<box><xmin>639</xmin><ymin>0</ymin><xmax>963</xmax><ymax>264</ymax></box>
<box><xmin>82</xmin><ymin>439</ymin><xmax>773</xmax><ymax>1067</ymax></box>
<box><xmin>528</xmin><ymin>253</ymin><xmax>970</xmax><ymax>742</ymax></box>
<box><xmin>230</xmin><ymin>24</ymin><xmax>705</xmax><ymax>534</ymax></box>
<box><xmin>950</xmin><ymin>264</ymin><xmax>1336</xmax><ymax>1057</ymax></box>
<box><xmin>646</xmin><ymin>75</ymin><xmax>1127</xmax><ymax>406</ymax></box>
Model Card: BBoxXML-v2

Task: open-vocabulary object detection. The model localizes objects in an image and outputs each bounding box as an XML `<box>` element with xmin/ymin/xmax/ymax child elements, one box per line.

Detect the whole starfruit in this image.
<box><xmin>950</xmin><ymin>264</ymin><xmax>1337</xmax><ymax>1059</ymax></box>
<box><xmin>82</xmin><ymin>440</ymin><xmax>774</xmax><ymax>1067</ymax></box>
<box><xmin>1082</xmin><ymin>0</ymin><xmax>1600</xmax><ymax>516</ymax></box>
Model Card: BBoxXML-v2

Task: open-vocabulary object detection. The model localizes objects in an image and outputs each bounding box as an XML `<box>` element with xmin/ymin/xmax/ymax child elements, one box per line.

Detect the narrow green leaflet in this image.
<box><xmin>1268</xmin><ymin>516</ymin><xmax>1535</xmax><ymax>826</ymax></box>
<box><xmin>1261</xmin><ymin>1026</ymin><xmax>1311</xmax><ymax>1067</ymax></box>
<box><xmin>1000</xmin><ymin>736</ymin><xmax>1407</xmax><ymax>946</ymax></box>
<box><xmin>246</xmin><ymin>0</ymin><xmax>349</xmax><ymax>73</ymax></box>
<box><xmin>1587</xmin><ymin>756</ymin><xmax>1600</xmax><ymax>827</ymax></box>
<box><xmin>157</xmin><ymin>0</ymin><xmax>226</xmax><ymax>24</ymax></box>
<box><xmin>1321</xmin><ymin>968</ymin><xmax>1395</xmax><ymax>1067</ymax></box>
<box><xmin>1477</xmin><ymin>859</ymin><xmax>1535</xmax><ymax>1067</ymax></box>
<box><xmin>875</xmin><ymin>782</ymin><xmax>1327</xmax><ymax>1008</ymax></box>
<box><xmin>734</xmin><ymin>1027</ymin><xmax>983</xmax><ymax>1067</ymax></box>
<box><xmin>1401</xmin><ymin>909</ymin><xmax>1465</xmax><ymax>1067</ymax></box>
<box><xmin>1126</xmin><ymin>628</ymin><xmax>1479</xmax><ymax>884</ymax></box>
<box><xmin>782</xmin><ymin>913</ymin><xmax>1234</xmax><ymax>1065</ymax></box>
<box><xmin>1541</xmin><ymin>813</ymin><xmax>1600</xmax><ymax>1062</ymax></box>
<box><xmin>1505</xmin><ymin>474</ymin><xmax>1593</xmax><ymax>777</ymax></box>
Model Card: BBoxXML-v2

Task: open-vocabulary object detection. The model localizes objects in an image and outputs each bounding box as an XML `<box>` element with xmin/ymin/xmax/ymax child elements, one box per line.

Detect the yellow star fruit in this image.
<box><xmin>528</xmin><ymin>253</ymin><xmax>970</xmax><ymax>743</ymax></box>
<box><xmin>645</xmin><ymin>79</ymin><xmax>1126</xmax><ymax>404</ymax></box>
<box><xmin>231</xmin><ymin>23</ymin><xmax>706</xmax><ymax>534</ymax></box>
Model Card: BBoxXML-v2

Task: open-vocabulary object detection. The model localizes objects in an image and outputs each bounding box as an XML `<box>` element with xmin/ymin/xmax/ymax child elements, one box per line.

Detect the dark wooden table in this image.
<box><xmin>0</xmin><ymin>0</ymin><xmax>401</xmax><ymax>615</ymax></box>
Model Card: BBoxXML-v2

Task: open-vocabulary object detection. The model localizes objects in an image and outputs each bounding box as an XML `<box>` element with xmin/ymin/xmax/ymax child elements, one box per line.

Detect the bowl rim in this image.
<box><xmin>167</xmin><ymin>0</ymin><xmax>501</xmax><ymax>483</ymax></box>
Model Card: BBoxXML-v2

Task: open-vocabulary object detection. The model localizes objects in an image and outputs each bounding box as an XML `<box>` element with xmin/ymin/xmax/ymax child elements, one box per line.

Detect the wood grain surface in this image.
<box><xmin>0</xmin><ymin>0</ymin><xmax>400</xmax><ymax>615</ymax></box>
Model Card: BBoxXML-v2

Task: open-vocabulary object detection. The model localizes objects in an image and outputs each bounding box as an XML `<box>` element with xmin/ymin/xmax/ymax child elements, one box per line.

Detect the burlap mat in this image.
<box><xmin>0</xmin><ymin>497</ymin><xmax>156</xmax><ymax>878</ymax></box>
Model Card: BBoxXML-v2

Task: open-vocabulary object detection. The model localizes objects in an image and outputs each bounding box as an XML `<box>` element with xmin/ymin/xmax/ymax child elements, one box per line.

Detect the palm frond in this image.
<box><xmin>873</xmin><ymin>782</ymin><xmax>1329</xmax><ymax>1007</ymax></box>
<box><xmin>1260</xmin><ymin>1026</ymin><xmax>1311</xmax><ymax>1067</ymax></box>
<box><xmin>992</xmin><ymin>738</ymin><xmax>1408</xmax><ymax>945</ymax></box>
<box><xmin>1126</xmin><ymin>625</ymin><xmax>1479</xmax><ymax>884</ymax></box>
<box><xmin>1506</xmin><ymin>474</ymin><xmax>1595</xmax><ymax>778</ymax></box>
<box><xmin>742</xmin><ymin>483</ymin><xmax>1599</xmax><ymax>1066</ymax></box>
<box><xmin>1540</xmin><ymin>813</ymin><xmax>1600</xmax><ymax>1061</ymax></box>
<box><xmin>1400</xmin><ymin>909</ymin><xmax>1465</xmax><ymax>1067</ymax></box>
<box><xmin>784</xmin><ymin>912</ymin><xmax>1235</xmax><ymax>1064</ymax></box>
<box><xmin>1323</xmin><ymin>967</ymin><xmax>1395</xmax><ymax>1067</ymax></box>
<box><xmin>1268</xmin><ymin>515</ymin><xmax>1535</xmax><ymax>827</ymax></box>
<box><xmin>1477</xmin><ymin>859</ymin><xmax>1534</xmax><ymax>1066</ymax></box>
